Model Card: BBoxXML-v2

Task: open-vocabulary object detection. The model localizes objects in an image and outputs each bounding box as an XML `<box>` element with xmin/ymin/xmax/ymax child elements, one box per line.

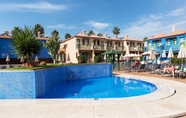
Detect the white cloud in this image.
<box><xmin>47</xmin><ymin>24</ymin><xmax>76</xmax><ymax>30</ymax></box>
<box><xmin>120</xmin><ymin>10</ymin><xmax>186</xmax><ymax>40</ymax></box>
<box><xmin>133</xmin><ymin>14</ymin><xmax>163</xmax><ymax>25</ymax></box>
<box><xmin>84</xmin><ymin>20</ymin><xmax>110</xmax><ymax>29</ymax></box>
<box><xmin>167</xmin><ymin>7</ymin><xmax>186</xmax><ymax>16</ymax></box>
<box><xmin>0</xmin><ymin>2</ymin><xmax>69</xmax><ymax>13</ymax></box>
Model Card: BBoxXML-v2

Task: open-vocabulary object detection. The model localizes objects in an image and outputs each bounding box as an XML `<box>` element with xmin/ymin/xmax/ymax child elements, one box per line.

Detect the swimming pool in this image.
<box><xmin>39</xmin><ymin>76</ymin><xmax>157</xmax><ymax>99</ymax></box>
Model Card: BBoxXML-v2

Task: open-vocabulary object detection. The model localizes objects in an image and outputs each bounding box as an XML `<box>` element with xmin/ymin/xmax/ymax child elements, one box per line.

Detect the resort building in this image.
<box><xmin>59</xmin><ymin>30</ymin><xmax>144</xmax><ymax>63</ymax></box>
<box><xmin>0</xmin><ymin>31</ymin><xmax>52</xmax><ymax>64</ymax></box>
<box><xmin>145</xmin><ymin>26</ymin><xmax>186</xmax><ymax>58</ymax></box>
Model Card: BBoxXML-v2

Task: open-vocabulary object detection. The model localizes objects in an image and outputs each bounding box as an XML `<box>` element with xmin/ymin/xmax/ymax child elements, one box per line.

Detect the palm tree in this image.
<box><xmin>34</xmin><ymin>24</ymin><xmax>44</xmax><ymax>37</ymax></box>
<box><xmin>97</xmin><ymin>33</ymin><xmax>103</xmax><ymax>36</ymax></box>
<box><xmin>43</xmin><ymin>30</ymin><xmax>61</xmax><ymax>64</ymax></box>
<box><xmin>143</xmin><ymin>37</ymin><xmax>148</xmax><ymax>41</ymax></box>
<box><xmin>11</xmin><ymin>27</ymin><xmax>21</xmax><ymax>36</ymax></box>
<box><xmin>88</xmin><ymin>30</ymin><xmax>95</xmax><ymax>36</ymax></box>
<box><xmin>64</xmin><ymin>33</ymin><xmax>71</xmax><ymax>39</ymax></box>
<box><xmin>112</xmin><ymin>27</ymin><xmax>120</xmax><ymax>38</ymax></box>
<box><xmin>11</xmin><ymin>26</ymin><xmax>42</xmax><ymax>66</ymax></box>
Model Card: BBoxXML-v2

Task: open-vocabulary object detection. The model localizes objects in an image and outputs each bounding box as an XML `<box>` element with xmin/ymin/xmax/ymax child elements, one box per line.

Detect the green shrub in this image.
<box><xmin>77</xmin><ymin>55</ymin><xmax>86</xmax><ymax>63</ymax></box>
<box><xmin>94</xmin><ymin>55</ymin><xmax>101</xmax><ymax>63</ymax></box>
<box><xmin>40</xmin><ymin>61</ymin><xmax>47</xmax><ymax>66</ymax></box>
<box><xmin>171</xmin><ymin>54</ymin><xmax>182</xmax><ymax>65</ymax></box>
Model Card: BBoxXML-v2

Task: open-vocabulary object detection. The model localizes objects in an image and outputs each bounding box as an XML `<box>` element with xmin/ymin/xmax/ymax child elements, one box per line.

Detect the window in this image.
<box><xmin>77</xmin><ymin>39</ymin><xmax>80</xmax><ymax>44</ymax></box>
<box><xmin>147</xmin><ymin>42</ymin><xmax>151</xmax><ymax>50</ymax></box>
<box><xmin>152</xmin><ymin>41</ymin><xmax>156</xmax><ymax>47</ymax></box>
<box><xmin>82</xmin><ymin>39</ymin><xmax>85</xmax><ymax>45</ymax></box>
<box><xmin>93</xmin><ymin>40</ymin><xmax>96</xmax><ymax>45</ymax></box>
<box><xmin>130</xmin><ymin>42</ymin><xmax>134</xmax><ymax>47</ymax></box>
<box><xmin>110</xmin><ymin>42</ymin><xmax>112</xmax><ymax>46</ymax></box>
<box><xmin>107</xmin><ymin>41</ymin><xmax>109</xmax><ymax>46</ymax></box>
<box><xmin>166</xmin><ymin>39</ymin><xmax>170</xmax><ymax>45</ymax></box>
<box><xmin>179</xmin><ymin>37</ymin><xmax>184</xmax><ymax>43</ymax></box>
<box><xmin>86</xmin><ymin>39</ymin><xmax>89</xmax><ymax>46</ymax></box>
<box><xmin>118</xmin><ymin>42</ymin><xmax>120</xmax><ymax>47</ymax></box>
<box><xmin>97</xmin><ymin>40</ymin><xmax>100</xmax><ymax>46</ymax></box>
<box><xmin>101</xmin><ymin>41</ymin><xmax>104</xmax><ymax>46</ymax></box>
<box><xmin>158</xmin><ymin>41</ymin><xmax>161</xmax><ymax>46</ymax></box>
<box><xmin>127</xmin><ymin>42</ymin><xmax>129</xmax><ymax>46</ymax></box>
<box><xmin>173</xmin><ymin>38</ymin><xmax>176</xmax><ymax>45</ymax></box>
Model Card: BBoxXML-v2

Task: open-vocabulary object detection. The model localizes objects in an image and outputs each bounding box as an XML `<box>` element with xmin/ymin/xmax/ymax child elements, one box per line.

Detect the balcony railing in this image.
<box><xmin>116</xmin><ymin>46</ymin><xmax>125</xmax><ymax>51</ymax></box>
<box><xmin>94</xmin><ymin>45</ymin><xmax>104</xmax><ymax>50</ymax></box>
<box><xmin>138</xmin><ymin>47</ymin><xmax>144</xmax><ymax>51</ymax></box>
<box><xmin>76</xmin><ymin>44</ymin><xmax>91</xmax><ymax>50</ymax></box>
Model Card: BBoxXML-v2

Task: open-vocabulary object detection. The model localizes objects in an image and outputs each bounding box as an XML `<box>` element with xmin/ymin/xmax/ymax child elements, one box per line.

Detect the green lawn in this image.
<box><xmin>3</xmin><ymin>64</ymin><xmax>63</xmax><ymax>70</ymax></box>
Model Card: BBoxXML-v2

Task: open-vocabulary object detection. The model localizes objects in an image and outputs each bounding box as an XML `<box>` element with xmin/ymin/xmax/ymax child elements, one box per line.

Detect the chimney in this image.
<box><xmin>172</xmin><ymin>26</ymin><xmax>176</xmax><ymax>32</ymax></box>
<box><xmin>105</xmin><ymin>33</ymin><xmax>107</xmax><ymax>37</ymax></box>
<box><xmin>125</xmin><ymin>34</ymin><xmax>128</xmax><ymax>38</ymax></box>
<box><xmin>4</xmin><ymin>30</ymin><xmax>9</xmax><ymax>36</ymax></box>
<box><xmin>83</xmin><ymin>29</ymin><xmax>86</xmax><ymax>35</ymax></box>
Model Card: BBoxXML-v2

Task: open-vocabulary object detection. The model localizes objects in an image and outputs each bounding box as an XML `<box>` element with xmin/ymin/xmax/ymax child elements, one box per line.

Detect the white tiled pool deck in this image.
<box><xmin>1</xmin><ymin>73</ymin><xmax>186</xmax><ymax>118</ymax></box>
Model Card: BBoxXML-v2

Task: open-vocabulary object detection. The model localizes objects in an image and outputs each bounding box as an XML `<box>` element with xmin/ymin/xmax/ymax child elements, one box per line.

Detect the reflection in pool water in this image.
<box><xmin>39</xmin><ymin>76</ymin><xmax>157</xmax><ymax>99</ymax></box>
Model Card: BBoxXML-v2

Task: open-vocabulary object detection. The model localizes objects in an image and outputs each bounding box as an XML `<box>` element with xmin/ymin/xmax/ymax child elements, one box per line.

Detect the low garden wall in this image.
<box><xmin>0</xmin><ymin>64</ymin><xmax>112</xmax><ymax>99</ymax></box>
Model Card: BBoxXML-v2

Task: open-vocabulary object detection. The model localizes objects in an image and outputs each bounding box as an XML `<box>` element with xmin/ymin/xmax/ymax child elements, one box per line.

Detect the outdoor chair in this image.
<box><xmin>174</xmin><ymin>65</ymin><xmax>186</xmax><ymax>79</ymax></box>
<box><xmin>122</xmin><ymin>62</ymin><xmax>131</xmax><ymax>72</ymax></box>
<box><xmin>136</xmin><ymin>64</ymin><xmax>146</xmax><ymax>72</ymax></box>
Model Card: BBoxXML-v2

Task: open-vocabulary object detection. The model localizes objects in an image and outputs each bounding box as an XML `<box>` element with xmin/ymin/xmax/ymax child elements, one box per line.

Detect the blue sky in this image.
<box><xmin>1</xmin><ymin>0</ymin><xmax>186</xmax><ymax>40</ymax></box>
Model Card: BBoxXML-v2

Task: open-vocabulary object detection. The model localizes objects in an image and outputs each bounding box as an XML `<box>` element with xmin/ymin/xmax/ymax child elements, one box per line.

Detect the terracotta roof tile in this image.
<box><xmin>148</xmin><ymin>29</ymin><xmax>186</xmax><ymax>40</ymax></box>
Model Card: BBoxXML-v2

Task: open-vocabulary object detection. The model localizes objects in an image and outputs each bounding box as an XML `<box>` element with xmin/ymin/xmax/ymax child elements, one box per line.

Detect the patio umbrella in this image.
<box><xmin>178</xmin><ymin>44</ymin><xmax>186</xmax><ymax>58</ymax></box>
<box><xmin>149</xmin><ymin>48</ymin><xmax>156</xmax><ymax>73</ymax></box>
<box><xmin>35</xmin><ymin>56</ymin><xmax>39</xmax><ymax>63</ymax></box>
<box><xmin>168</xmin><ymin>48</ymin><xmax>174</xmax><ymax>64</ymax></box>
<box><xmin>178</xmin><ymin>44</ymin><xmax>186</xmax><ymax>68</ymax></box>
<box><xmin>149</xmin><ymin>48</ymin><xmax>156</xmax><ymax>60</ymax></box>
<box><xmin>141</xmin><ymin>51</ymin><xmax>158</xmax><ymax>56</ymax></box>
<box><xmin>6</xmin><ymin>55</ymin><xmax>10</xmax><ymax>64</ymax></box>
<box><xmin>162</xmin><ymin>49</ymin><xmax>166</xmax><ymax>58</ymax></box>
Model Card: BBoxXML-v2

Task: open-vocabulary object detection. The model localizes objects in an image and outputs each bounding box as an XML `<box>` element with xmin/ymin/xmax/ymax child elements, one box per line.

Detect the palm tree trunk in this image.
<box><xmin>53</xmin><ymin>59</ymin><xmax>56</xmax><ymax>64</ymax></box>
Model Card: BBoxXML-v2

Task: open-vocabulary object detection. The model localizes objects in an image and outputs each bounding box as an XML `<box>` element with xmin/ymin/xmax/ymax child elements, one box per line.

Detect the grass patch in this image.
<box><xmin>3</xmin><ymin>64</ymin><xmax>63</xmax><ymax>70</ymax></box>
<box><xmin>0</xmin><ymin>63</ymin><xmax>108</xmax><ymax>71</ymax></box>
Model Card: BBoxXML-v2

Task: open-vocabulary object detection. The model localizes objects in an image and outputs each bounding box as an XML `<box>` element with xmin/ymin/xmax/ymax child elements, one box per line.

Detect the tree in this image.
<box><xmin>64</xmin><ymin>33</ymin><xmax>71</xmax><ymax>39</ymax></box>
<box><xmin>112</xmin><ymin>27</ymin><xmax>120</xmax><ymax>38</ymax></box>
<box><xmin>87</xmin><ymin>30</ymin><xmax>95</xmax><ymax>36</ymax></box>
<box><xmin>11</xmin><ymin>26</ymin><xmax>42</xmax><ymax>66</ymax></box>
<box><xmin>34</xmin><ymin>24</ymin><xmax>44</xmax><ymax>37</ymax></box>
<box><xmin>43</xmin><ymin>30</ymin><xmax>61</xmax><ymax>64</ymax></box>
<box><xmin>112</xmin><ymin>27</ymin><xmax>120</xmax><ymax>37</ymax></box>
<box><xmin>97</xmin><ymin>33</ymin><xmax>103</xmax><ymax>36</ymax></box>
<box><xmin>11</xmin><ymin>27</ymin><xmax>21</xmax><ymax>36</ymax></box>
<box><xmin>143</xmin><ymin>37</ymin><xmax>148</xmax><ymax>41</ymax></box>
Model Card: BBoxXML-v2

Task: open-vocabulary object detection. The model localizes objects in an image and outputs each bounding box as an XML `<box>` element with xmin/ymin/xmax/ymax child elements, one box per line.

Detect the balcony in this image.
<box><xmin>76</xmin><ymin>44</ymin><xmax>91</xmax><ymax>50</ymax></box>
<box><xmin>93</xmin><ymin>45</ymin><xmax>105</xmax><ymax>50</ymax></box>
<box><xmin>138</xmin><ymin>47</ymin><xmax>144</xmax><ymax>51</ymax></box>
<box><xmin>115</xmin><ymin>46</ymin><xmax>125</xmax><ymax>51</ymax></box>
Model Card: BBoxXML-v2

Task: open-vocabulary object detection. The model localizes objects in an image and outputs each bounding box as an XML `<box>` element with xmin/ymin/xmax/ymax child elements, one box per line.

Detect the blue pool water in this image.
<box><xmin>39</xmin><ymin>76</ymin><xmax>157</xmax><ymax>98</ymax></box>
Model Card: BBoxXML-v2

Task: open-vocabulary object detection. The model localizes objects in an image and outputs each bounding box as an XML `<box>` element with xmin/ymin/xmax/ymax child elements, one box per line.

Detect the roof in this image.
<box><xmin>121</xmin><ymin>37</ymin><xmax>144</xmax><ymax>42</ymax></box>
<box><xmin>0</xmin><ymin>35</ymin><xmax>49</xmax><ymax>40</ymax></box>
<box><xmin>62</xmin><ymin>32</ymin><xmax>143</xmax><ymax>43</ymax></box>
<box><xmin>148</xmin><ymin>29</ymin><xmax>186</xmax><ymax>40</ymax></box>
<box><xmin>0</xmin><ymin>35</ymin><xmax>12</xmax><ymax>39</ymax></box>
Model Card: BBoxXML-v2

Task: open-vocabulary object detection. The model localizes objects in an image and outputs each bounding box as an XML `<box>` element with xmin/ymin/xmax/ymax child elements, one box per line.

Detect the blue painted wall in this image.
<box><xmin>146</xmin><ymin>34</ymin><xmax>186</xmax><ymax>53</ymax></box>
<box><xmin>0</xmin><ymin>38</ymin><xmax>51</xmax><ymax>59</ymax></box>
<box><xmin>0</xmin><ymin>38</ymin><xmax>15</xmax><ymax>58</ymax></box>
<box><xmin>0</xmin><ymin>64</ymin><xmax>112</xmax><ymax>99</ymax></box>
